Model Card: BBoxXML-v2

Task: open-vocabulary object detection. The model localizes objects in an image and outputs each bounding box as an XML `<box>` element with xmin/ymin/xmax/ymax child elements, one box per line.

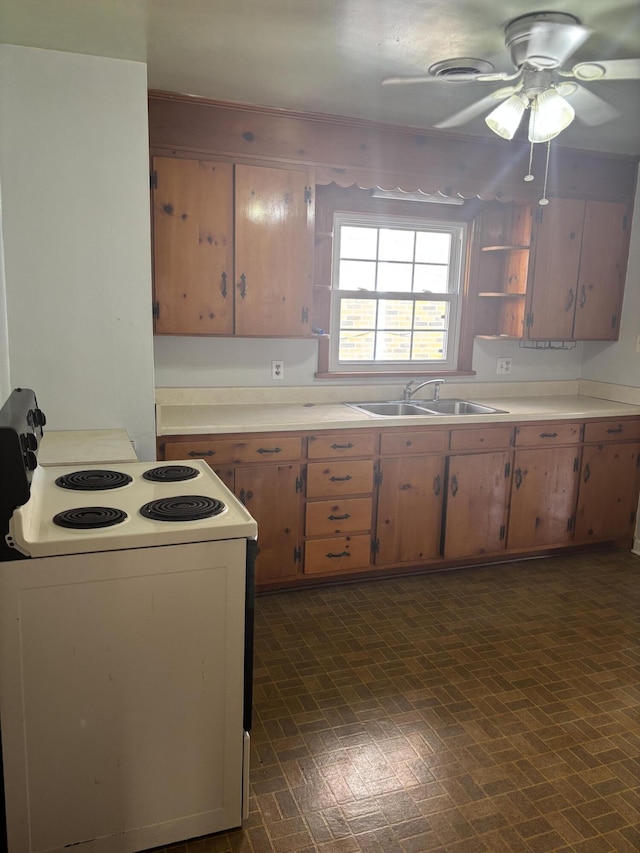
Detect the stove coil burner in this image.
<box><xmin>140</xmin><ymin>495</ymin><xmax>225</xmax><ymax>522</ymax></box>
<box><xmin>53</xmin><ymin>507</ymin><xmax>128</xmax><ymax>529</ymax></box>
<box><xmin>55</xmin><ymin>470</ymin><xmax>133</xmax><ymax>491</ymax></box>
<box><xmin>142</xmin><ymin>465</ymin><xmax>200</xmax><ymax>483</ymax></box>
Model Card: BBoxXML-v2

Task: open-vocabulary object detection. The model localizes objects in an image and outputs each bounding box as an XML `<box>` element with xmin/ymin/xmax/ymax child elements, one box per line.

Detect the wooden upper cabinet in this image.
<box><xmin>152</xmin><ymin>157</ymin><xmax>313</xmax><ymax>338</ymax></box>
<box><xmin>526</xmin><ymin>199</ymin><xmax>631</xmax><ymax>341</ymax></box>
<box><xmin>234</xmin><ymin>164</ymin><xmax>312</xmax><ymax>337</ymax></box>
<box><xmin>152</xmin><ymin>157</ymin><xmax>233</xmax><ymax>335</ymax></box>
<box><xmin>573</xmin><ymin>201</ymin><xmax>631</xmax><ymax>340</ymax></box>
<box><xmin>527</xmin><ymin>199</ymin><xmax>585</xmax><ymax>340</ymax></box>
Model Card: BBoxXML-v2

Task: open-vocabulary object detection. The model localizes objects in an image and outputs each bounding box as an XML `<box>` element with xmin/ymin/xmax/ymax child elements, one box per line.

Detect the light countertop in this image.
<box><xmin>156</xmin><ymin>386</ymin><xmax>640</xmax><ymax>436</ymax></box>
<box><xmin>39</xmin><ymin>429</ymin><xmax>138</xmax><ymax>466</ymax></box>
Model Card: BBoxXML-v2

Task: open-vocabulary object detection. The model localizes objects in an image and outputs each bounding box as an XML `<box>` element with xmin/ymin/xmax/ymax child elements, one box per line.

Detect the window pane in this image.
<box><xmin>339</xmin><ymin>331</ymin><xmax>375</xmax><ymax>361</ymax></box>
<box><xmin>376</xmin><ymin>331</ymin><xmax>411</xmax><ymax>360</ymax></box>
<box><xmin>377</xmin><ymin>299</ymin><xmax>413</xmax><ymax>329</ymax></box>
<box><xmin>338</xmin><ymin>259</ymin><xmax>376</xmax><ymax>290</ymax></box>
<box><xmin>412</xmin><ymin>332</ymin><xmax>447</xmax><ymax>360</ymax></box>
<box><xmin>415</xmin><ymin>231</ymin><xmax>451</xmax><ymax>264</ymax></box>
<box><xmin>378</xmin><ymin>228</ymin><xmax>415</xmax><ymax>262</ymax></box>
<box><xmin>414</xmin><ymin>264</ymin><xmax>449</xmax><ymax>293</ymax></box>
<box><xmin>340</xmin><ymin>298</ymin><xmax>376</xmax><ymax>330</ymax></box>
<box><xmin>340</xmin><ymin>226</ymin><xmax>377</xmax><ymax>259</ymax></box>
<box><xmin>415</xmin><ymin>301</ymin><xmax>448</xmax><ymax>329</ymax></box>
<box><xmin>377</xmin><ymin>261</ymin><xmax>413</xmax><ymax>292</ymax></box>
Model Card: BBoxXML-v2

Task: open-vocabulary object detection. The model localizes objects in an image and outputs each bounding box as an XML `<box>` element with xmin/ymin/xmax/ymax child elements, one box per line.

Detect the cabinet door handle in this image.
<box><xmin>220</xmin><ymin>271</ymin><xmax>228</xmax><ymax>298</ymax></box>
<box><xmin>433</xmin><ymin>474</ymin><xmax>441</xmax><ymax>497</ymax></box>
<box><xmin>565</xmin><ymin>288</ymin><xmax>575</xmax><ymax>311</ymax></box>
<box><xmin>539</xmin><ymin>432</ymin><xmax>558</xmax><ymax>439</ymax></box>
<box><xmin>329</xmin><ymin>475</ymin><xmax>352</xmax><ymax>482</ymax></box>
<box><xmin>328</xmin><ymin>513</ymin><xmax>350</xmax><ymax>521</ymax></box>
<box><xmin>514</xmin><ymin>468</ymin><xmax>523</xmax><ymax>490</ymax></box>
<box><xmin>237</xmin><ymin>273</ymin><xmax>247</xmax><ymax>299</ymax></box>
<box><xmin>188</xmin><ymin>449</ymin><xmax>215</xmax><ymax>457</ymax></box>
<box><xmin>256</xmin><ymin>447</ymin><xmax>282</xmax><ymax>454</ymax></box>
<box><xmin>238</xmin><ymin>488</ymin><xmax>253</xmax><ymax>504</ymax></box>
<box><xmin>326</xmin><ymin>551</ymin><xmax>350</xmax><ymax>559</ymax></box>
<box><xmin>450</xmin><ymin>474</ymin><xmax>459</xmax><ymax>497</ymax></box>
<box><xmin>580</xmin><ymin>285</ymin><xmax>587</xmax><ymax>308</ymax></box>
<box><xmin>330</xmin><ymin>442</ymin><xmax>354</xmax><ymax>450</ymax></box>
<box><xmin>583</xmin><ymin>462</ymin><xmax>591</xmax><ymax>483</ymax></box>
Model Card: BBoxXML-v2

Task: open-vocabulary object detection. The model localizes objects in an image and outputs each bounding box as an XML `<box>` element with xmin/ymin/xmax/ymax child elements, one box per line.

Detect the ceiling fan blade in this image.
<box><xmin>382</xmin><ymin>71</ymin><xmax>490</xmax><ymax>86</ymax></box>
<box><xmin>562</xmin><ymin>83</ymin><xmax>620</xmax><ymax>126</ymax></box>
<box><xmin>570</xmin><ymin>58</ymin><xmax>640</xmax><ymax>81</ymax></box>
<box><xmin>381</xmin><ymin>75</ymin><xmax>439</xmax><ymax>86</ymax></box>
<box><xmin>433</xmin><ymin>87</ymin><xmax>518</xmax><ymax>129</ymax></box>
<box><xmin>524</xmin><ymin>21</ymin><xmax>592</xmax><ymax>69</ymax></box>
<box><xmin>475</xmin><ymin>70</ymin><xmax>522</xmax><ymax>83</ymax></box>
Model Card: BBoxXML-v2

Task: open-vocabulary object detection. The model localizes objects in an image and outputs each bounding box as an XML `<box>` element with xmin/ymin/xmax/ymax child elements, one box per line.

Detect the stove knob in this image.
<box><xmin>24</xmin><ymin>450</ymin><xmax>37</xmax><ymax>471</ymax></box>
<box><xmin>21</xmin><ymin>432</ymin><xmax>38</xmax><ymax>452</ymax></box>
<box><xmin>28</xmin><ymin>408</ymin><xmax>47</xmax><ymax>428</ymax></box>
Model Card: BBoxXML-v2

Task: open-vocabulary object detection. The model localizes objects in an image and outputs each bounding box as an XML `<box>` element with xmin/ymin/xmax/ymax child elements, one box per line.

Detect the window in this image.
<box><xmin>330</xmin><ymin>213</ymin><xmax>466</xmax><ymax>374</ymax></box>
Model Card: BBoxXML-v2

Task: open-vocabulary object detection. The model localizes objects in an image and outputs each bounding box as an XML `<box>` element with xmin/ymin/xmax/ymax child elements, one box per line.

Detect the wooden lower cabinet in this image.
<box><xmin>235</xmin><ymin>463</ymin><xmax>302</xmax><ymax>584</ymax></box>
<box><xmin>575</xmin><ymin>442</ymin><xmax>640</xmax><ymax>542</ymax></box>
<box><xmin>507</xmin><ymin>446</ymin><xmax>580</xmax><ymax>549</ymax></box>
<box><xmin>375</xmin><ymin>455</ymin><xmax>444</xmax><ymax>564</ymax></box>
<box><xmin>444</xmin><ymin>451</ymin><xmax>511</xmax><ymax>559</ymax></box>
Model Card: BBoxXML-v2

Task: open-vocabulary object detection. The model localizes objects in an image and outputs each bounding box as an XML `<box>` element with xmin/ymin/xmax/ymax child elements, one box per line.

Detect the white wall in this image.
<box><xmin>0</xmin><ymin>45</ymin><xmax>156</xmax><ymax>459</ymax></box>
<box><xmin>581</xmin><ymin>176</ymin><xmax>640</xmax><ymax>389</ymax></box>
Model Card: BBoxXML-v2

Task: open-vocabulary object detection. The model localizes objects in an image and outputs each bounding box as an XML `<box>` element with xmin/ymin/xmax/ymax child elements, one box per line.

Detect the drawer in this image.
<box><xmin>305</xmin><ymin>498</ymin><xmax>372</xmax><ymax>536</ymax></box>
<box><xmin>304</xmin><ymin>535</ymin><xmax>372</xmax><ymax>575</ymax></box>
<box><xmin>584</xmin><ymin>419</ymin><xmax>640</xmax><ymax>443</ymax></box>
<box><xmin>163</xmin><ymin>436</ymin><xmax>302</xmax><ymax>464</ymax></box>
<box><xmin>449</xmin><ymin>426</ymin><xmax>513</xmax><ymax>451</ymax></box>
<box><xmin>307</xmin><ymin>432</ymin><xmax>375</xmax><ymax>459</ymax></box>
<box><xmin>306</xmin><ymin>460</ymin><xmax>374</xmax><ymax>498</ymax></box>
<box><xmin>380</xmin><ymin>429</ymin><xmax>448</xmax><ymax>455</ymax></box>
<box><xmin>515</xmin><ymin>423</ymin><xmax>581</xmax><ymax>446</ymax></box>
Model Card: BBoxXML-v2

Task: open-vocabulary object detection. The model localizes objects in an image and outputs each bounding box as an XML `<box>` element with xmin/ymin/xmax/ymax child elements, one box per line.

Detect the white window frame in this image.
<box><xmin>329</xmin><ymin>212</ymin><xmax>466</xmax><ymax>374</ymax></box>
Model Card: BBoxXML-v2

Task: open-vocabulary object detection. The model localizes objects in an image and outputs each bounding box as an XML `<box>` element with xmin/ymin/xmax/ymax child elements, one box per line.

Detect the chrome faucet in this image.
<box><xmin>403</xmin><ymin>378</ymin><xmax>445</xmax><ymax>402</ymax></box>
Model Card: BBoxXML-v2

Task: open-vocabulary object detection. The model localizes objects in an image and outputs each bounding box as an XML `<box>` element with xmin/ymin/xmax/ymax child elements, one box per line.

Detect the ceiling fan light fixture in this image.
<box><xmin>485</xmin><ymin>93</ymin><xmax>528</xmax><ymax>139</ymax></box>
<box><xmin>528</xmin><ymin>88</ymin><xmax>575</xmax><ymax>142</ymax></box>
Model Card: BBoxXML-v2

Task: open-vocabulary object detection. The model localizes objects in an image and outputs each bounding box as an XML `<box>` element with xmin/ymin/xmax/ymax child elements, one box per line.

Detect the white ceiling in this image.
<box><xmin>1</xmin><ymin>0</ymin><xmax>639</xmax><ymax>155</ymax></box>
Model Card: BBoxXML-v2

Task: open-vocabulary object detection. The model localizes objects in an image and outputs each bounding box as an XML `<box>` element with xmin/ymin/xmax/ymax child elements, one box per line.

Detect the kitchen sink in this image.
<box><xmin>343</xmin><ymin>399</ymin><xmax>508</xmax><ymax>417</ymax></box>
<box><xmin>343</xmin><ymin>401</ymin><xmax>435</xmax><ymax>417</ymax></box>
<box><xmin>419</xmin><ymin>399</ymin><xmax>508</xmax><ymax>415</ymax></box>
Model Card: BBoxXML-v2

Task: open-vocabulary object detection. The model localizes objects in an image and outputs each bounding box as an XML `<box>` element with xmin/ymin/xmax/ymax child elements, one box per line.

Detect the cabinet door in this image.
<box><xmin>152</xmin><ymin>157</ymin><xmax>233</xmax><ymax>335</ymax></box>
<box><xmin>573</xmin><ymin>201</ymin><xmax>631</xmax><ymax>340</ymax></box>
<box><xmin>444</xmin><ymin>452</ymin><xmax>511</xmax><ymax>559</ymax></box>
<box><xmin>575</xmin><ymin>443</ymin><xmax>640</xmax><ymax>542</ymax></box>
<box><xmin>235</xmin><ymin>464</ymin><xmax>301</xmax><ymax>585</ymax></box>
<box><xmin>234</xmin><ymin>164</ymin><xmax>312</xmax><ymax>337</ymax></box>
<box><xmin>527</xmin><ymin>199</ymin><xmax>585</xmax><ymax>340</ymax></box>
<box><xmin>508</xmin><ymin>447</ymin><xmax>579</xmax><ymax>549</ymax></box>
<box><xmin>375</xmin><ymin>456</ymin><xmax>444</xmax><ymax>564</ymax></box>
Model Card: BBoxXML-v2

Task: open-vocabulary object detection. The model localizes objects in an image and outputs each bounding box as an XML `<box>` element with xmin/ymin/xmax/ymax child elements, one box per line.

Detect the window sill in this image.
<box><xmin>315</xmin><ymin>370</ymin><xmax>477</xmax><ymax>380</ymax></box>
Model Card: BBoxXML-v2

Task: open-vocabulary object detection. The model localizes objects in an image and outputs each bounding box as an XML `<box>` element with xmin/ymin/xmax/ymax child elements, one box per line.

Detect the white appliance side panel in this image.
<box><xmin>0</xmin><ymin>540</ymin><xmax>247</xmax><ymax>853</ymax></box>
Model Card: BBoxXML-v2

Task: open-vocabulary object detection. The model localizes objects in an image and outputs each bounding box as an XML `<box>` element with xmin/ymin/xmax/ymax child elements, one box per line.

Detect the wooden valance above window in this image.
<box><xmin>148</xmin><ymin>90</ymin><xmax>638</xmax><ymax>204</ymax></box>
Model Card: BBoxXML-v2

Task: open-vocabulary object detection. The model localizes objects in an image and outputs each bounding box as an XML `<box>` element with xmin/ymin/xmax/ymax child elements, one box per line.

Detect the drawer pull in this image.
<box><xmin>326</xmin><ymin>551</ymin><xmax>350</xmax><ymax>559</ymax></box>
<box><xmin>188</xmin><ymin>449</ymin><xmax>215</xmax><ymax>457</ymax></box>
<box><xmin>328</xmin><ymin>513</ymin><xmax>350</xmax><ymax>521</ymax></box>
<box><xmin>606</xmin><ymin>427</ymin><xmax>623</xmax><ymax>434</ymax></box>
<box><xmin>329</xmin><ymin>475</ymin><xmax>352</xmax><ymax>482</ymax></box>
<box><xmin>256</xmin><ymin>447</ymin><xmax>282</xmax><ymax>454</ymax></box>
<box><xmin>539</xmin><ymin>432</ymin><xmax>558</xmax><ymax>439</ymax></box>
<box><xmin>330</xmin><ymin>442</ymin><xmax>354</xmax><ymax>450</ymax></box>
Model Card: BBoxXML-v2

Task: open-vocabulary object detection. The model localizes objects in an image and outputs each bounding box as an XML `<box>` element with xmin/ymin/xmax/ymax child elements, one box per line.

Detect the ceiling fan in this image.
<box><xmin>382</xmin><ymin>11</ymin><xmax>640</xmax><ymax>141</ymax></box>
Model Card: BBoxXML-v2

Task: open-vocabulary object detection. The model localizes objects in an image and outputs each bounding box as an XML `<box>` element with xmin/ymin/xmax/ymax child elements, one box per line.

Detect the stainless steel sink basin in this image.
<box><xmin>343</xmin><ymin>399</ymin><xmax>507</xmax><ymax>417</ymax></box>
<box><xmin>419</xmin><ymin>399</ymin><xmax>507</xmax><ymax>415</ymax></box>
<box><xmin>343</xmin><ymin>401</ymin><xmax>435</xmax><ymax>417</ymax></box>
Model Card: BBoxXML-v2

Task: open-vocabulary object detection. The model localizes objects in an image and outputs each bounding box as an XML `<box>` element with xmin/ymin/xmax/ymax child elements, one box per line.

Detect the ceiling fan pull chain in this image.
<box><xmin>539</xmin><ymin>140</ymin><xmax>551</xmax><ymax>206</ymax></box>
<box><xmin>525</xmin><ymin>107</ymin><xmax>535</xmax><ymax>182</ymax></box>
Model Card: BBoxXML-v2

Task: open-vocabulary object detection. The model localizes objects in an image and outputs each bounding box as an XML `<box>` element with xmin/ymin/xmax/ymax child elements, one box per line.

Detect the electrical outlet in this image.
<box><xmin>271</xmin><ymin>360</ymin><xmax>284</xmax><ymax>380</ymax></box>
<box><xmin>496</xmin><ymin>357</ymin><xmax>512</xmax><ymax>375</ymax></box>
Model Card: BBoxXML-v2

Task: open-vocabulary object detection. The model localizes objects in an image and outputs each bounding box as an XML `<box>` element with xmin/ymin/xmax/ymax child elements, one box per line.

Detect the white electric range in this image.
<box><xmin>0</xmin><ymin>389</ymin><xmax>258</xmax><ymax>853</ymax></box>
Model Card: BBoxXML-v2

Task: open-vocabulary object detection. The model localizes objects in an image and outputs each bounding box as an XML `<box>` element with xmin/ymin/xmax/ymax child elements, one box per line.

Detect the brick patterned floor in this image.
<box><xmin>164</xmin><ymin>551</ymin><xmax>640</xmax><ymax>852</ymax></box>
